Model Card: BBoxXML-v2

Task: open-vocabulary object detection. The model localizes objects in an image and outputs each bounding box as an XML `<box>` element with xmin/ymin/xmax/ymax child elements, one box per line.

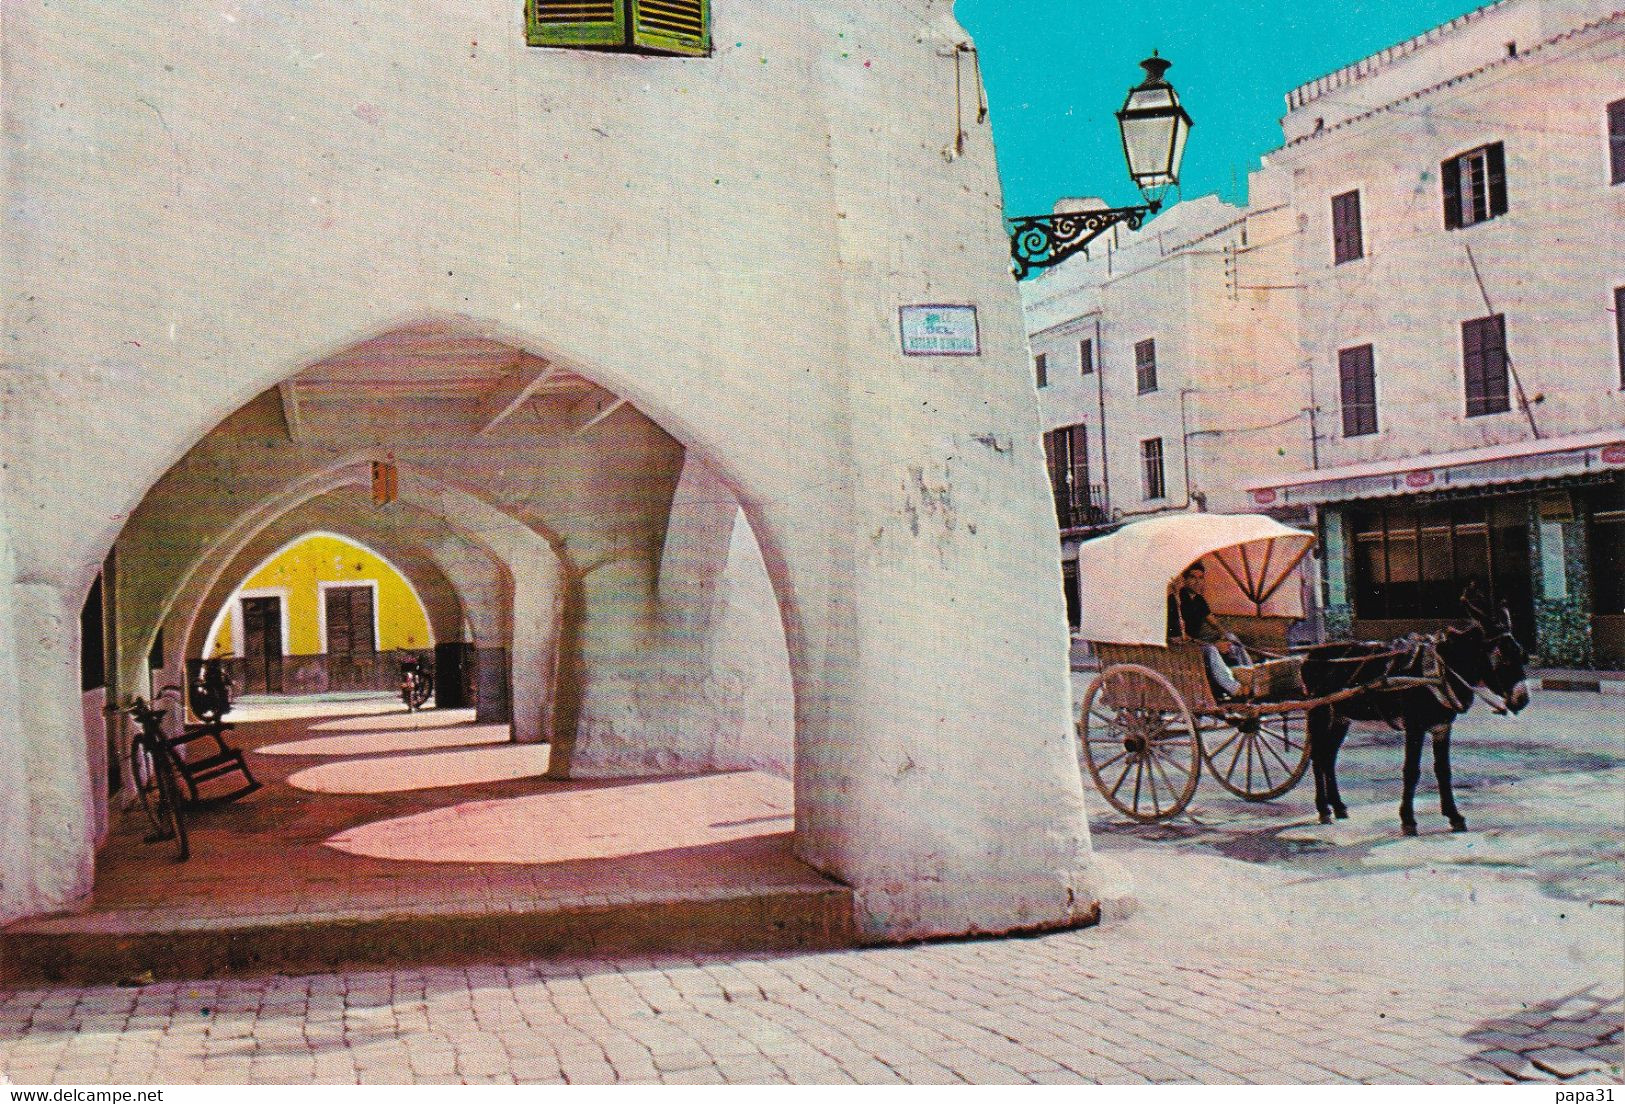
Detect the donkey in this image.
<box><xmin>1300</xmin><ymin>601</ymin><xmax>1530</xmax><ymax>834</ymax></box>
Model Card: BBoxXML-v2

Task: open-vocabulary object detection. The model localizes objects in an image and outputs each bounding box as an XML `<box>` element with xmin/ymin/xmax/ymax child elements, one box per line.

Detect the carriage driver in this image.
<box><xmin>1167</xmin><ymin>562</ymin><xmax>1244</xmax><ymax>698</ymax></box>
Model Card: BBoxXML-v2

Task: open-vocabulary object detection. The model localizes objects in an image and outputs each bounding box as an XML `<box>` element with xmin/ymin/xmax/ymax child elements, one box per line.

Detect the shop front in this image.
<box><xmin>1244</xmin><ymin>432</ymin><xmax>1625</xmax><ymax>670</ymax></box>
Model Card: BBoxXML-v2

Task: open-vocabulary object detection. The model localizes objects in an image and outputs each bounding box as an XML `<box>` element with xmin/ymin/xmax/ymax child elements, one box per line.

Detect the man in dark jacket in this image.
<box><xmin>1168</xmin><ymin>563</ymin><xmax>1241</xmax><ymax>697</ymax></box>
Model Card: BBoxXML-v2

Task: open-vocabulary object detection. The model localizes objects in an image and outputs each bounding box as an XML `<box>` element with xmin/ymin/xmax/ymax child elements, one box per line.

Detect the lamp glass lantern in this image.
<box><xmin>1116</xmin><ymin>53</ymin><xmax>1193</xmax><ymax>199</ymax></box>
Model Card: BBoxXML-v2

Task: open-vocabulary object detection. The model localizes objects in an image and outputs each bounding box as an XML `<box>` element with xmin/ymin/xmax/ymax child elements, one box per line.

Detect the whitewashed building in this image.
<box><xmin>1021</xmin><ymin>186</ymin><xmax>1309</xmax><ymax>630</ymax></box>
<box><xmin>1250</xmin><ymin>0</ymin><xmax>1625</xmax><ymax>666</ymax></box>
<box><xmin>0</xmin><ymin>1</ymin><xmax>1109</xmax><ymax>938</ymax></box>
<box><xmin>1026</xmin><ymin>0</ymin><xmax>1624</xmax><ymax>666</ymax></box>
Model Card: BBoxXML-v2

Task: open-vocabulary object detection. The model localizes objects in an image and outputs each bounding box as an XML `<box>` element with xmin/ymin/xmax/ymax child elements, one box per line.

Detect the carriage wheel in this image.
<box><xmin>1079</xmin><ymin>664</ymin><xmax>1201</xmax><ymax>823</ymax></box>
<box><xmin>1201</xmin><ymin>710</ymin><xmax>1311</xmax><ymax>801</ymax></box>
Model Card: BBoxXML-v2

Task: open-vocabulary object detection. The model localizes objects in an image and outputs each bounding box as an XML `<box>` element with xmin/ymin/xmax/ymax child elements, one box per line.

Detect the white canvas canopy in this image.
<box><xmin>1075</xmin><ymin>514</ymin><xmax>1316</xmax><ymax>646</ymax></box>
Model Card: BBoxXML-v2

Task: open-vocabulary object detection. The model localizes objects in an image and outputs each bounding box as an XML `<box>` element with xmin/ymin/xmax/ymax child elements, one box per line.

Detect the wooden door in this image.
<box><xmin>324</xmin><ymin>585</ymin><xmax>376</xmax><ymax>690</ymax></box>
<box><xmin>242</xmin><ymin>596</ymin><xmax>283</xmax><ymax>694</ymax></box>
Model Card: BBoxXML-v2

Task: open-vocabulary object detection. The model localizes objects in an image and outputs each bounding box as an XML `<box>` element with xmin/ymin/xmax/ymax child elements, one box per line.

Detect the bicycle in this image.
<box><xmin>400</xmin><ymin>657</ymin><xmax>434</xmax><ymax>712</ymax></box>
<box><xmin>189</xmin><ymin>656</ymin><xmax>236</xmax><ymax>725</ymax></box>
<box><xmin>114</xmin><ymin>688</ymin><xmax>191</xmax><ymax>862</ymax></box>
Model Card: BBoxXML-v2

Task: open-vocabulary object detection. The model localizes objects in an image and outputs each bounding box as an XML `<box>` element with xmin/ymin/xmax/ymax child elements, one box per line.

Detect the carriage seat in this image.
<box><xmin>1232</xmin><ymin>656</ymin><xmax>1307</xmax><ymax>701</ymax></box>
<box><xmin>1220</xmin><ymin>614</ymin><xmax>1299</xmax><ymax>655</ymax></box>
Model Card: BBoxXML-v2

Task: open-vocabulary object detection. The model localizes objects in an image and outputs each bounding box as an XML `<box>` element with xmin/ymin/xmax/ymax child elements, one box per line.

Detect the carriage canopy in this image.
<box><xmin>1075</xmin><ymin>514</ymin><xmax>1316</xmax><ymax>646</ymax></box>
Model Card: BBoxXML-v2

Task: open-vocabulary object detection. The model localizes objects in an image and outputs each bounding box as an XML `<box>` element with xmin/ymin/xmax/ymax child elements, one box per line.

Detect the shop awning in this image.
<box><xmin>1241</xmin><ymin>430</ymin><xmax>1625</xmax><ymax>508</ymax></box>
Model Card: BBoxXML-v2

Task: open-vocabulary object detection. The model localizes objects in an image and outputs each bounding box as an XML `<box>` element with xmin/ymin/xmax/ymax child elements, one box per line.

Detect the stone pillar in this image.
<box><xmin>0</xmin><ymin>531</ymin><xmax>27</xmax><ymax>924</ymax></box>
<box><xmin>753</xmin><ymin>445</ymin><xmax>1103</xmax><ymax>943</ymax></box>
<box><xmin>694</xmin><ymin>514</ymin><xmax>795</xmax><ymax>777</ymax></box>
<box><xmin>473</xmin><ymin>647</ymin><xmax>511</xmax><ymax>724</ymax></box>
<box><xmin>508</xmin><ymin>551</ymin><xmax>562</xmax><ymax>745</ymax></box>
<box><xmin>0</xmin><ymin>581</ymin><xmax>97</xmax><ymax>924</ymax></box>
<box><xmin>643</xmin><ymin>455</ymin><xmax>789</xmax><ymax>774</ymax></box>
<box><xmin>547</xmin><ymin>556</ymin><xmax>660</xmax><ymax>777</ymax></box>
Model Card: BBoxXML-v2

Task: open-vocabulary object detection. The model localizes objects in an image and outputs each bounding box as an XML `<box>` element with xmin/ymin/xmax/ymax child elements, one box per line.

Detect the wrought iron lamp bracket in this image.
<box><xmin>1007</xmin><ymin>202</ymin><xmax>1159</xmax><ymax>280</ymax></box>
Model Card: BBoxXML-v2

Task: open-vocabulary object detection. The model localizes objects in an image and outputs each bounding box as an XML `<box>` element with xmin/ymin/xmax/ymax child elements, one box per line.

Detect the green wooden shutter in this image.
<box><xmin>630</xmin><ymin>0</ymin><xmax>709</xmax><ymax>56</ymax></box>
<box><xmin>527</xmin><ymin>0</ymin><xmax>626</xmax><ymax>48</ymax></box>
<box><xmin>1486</xmin><ymin>142</ymin><xmax>1508</xmax><ymax>218</ymax></box>
<box><xmin>1441</xmin><ymin>154</ymin><xmax>1462</xmax><ymax>229</ymax></box>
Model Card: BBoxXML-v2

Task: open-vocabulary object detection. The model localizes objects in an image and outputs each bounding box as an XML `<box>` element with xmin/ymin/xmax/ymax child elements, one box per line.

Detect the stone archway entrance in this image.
<box><xmin>5</xmin><ymin>305</ymin><xmax>1102</xmax><ymax>943</ymax></box>
<box><xmin>2</xmin><ymin>321</ymin><xmax>835</xmax><ymax>978</ymax></box>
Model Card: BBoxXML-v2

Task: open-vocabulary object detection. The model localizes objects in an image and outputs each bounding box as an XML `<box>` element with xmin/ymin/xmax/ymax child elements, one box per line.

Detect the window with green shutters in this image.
<box><xmin>526</xmin><ymin>0</ymin><xmax>709</xmax><ymax>56</ymax></box>
<box><xmin>1442</xmin><ymin>142</ymin><xmax>1507</xmax><ymax>229</ymax></box>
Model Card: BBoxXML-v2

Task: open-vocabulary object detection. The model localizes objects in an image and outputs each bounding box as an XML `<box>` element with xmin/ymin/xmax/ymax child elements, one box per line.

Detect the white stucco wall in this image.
<box><xmin>0</xmin><ymin>0</ymin><xmax>1100</xmax><ymax>939</ymax></box>
<box><xmin>1281</xmin><ymin>0</ymin><xmax>1620</xmax><ymax>140</ymax></box>
<box><xmin>1271</xmin><ymin>7</ymin><xmax>1624</xmax><ymax>468</ymax></box>
<box><xmin>708</xmin><ymin>511</ymin><xmax>796</xmax><ymax>777</ymax></box>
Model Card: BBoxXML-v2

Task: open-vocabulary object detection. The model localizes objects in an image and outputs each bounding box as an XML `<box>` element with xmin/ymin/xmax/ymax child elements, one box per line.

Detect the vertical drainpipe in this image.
<box><xmin>1094</xmin><ymin>316</ymin><xmax>1110</xmax><ymax>519</ymax></box>
<box><xmin>1306</xmin><ymin>360</ymin><xmax>1320</xmax><ymax>470</ymax></box>
<box><xmin>1179</xmin><ymin>388</ymin><xmax>1195</xmax><ymax>509</ymax></box>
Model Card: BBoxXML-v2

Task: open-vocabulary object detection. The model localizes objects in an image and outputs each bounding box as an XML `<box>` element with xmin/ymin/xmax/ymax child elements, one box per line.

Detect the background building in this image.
<box><xmin>1021</xmin><ymin>186</ymin><xmax>1308</xmax><ymax>632</ymax></box>
<box><xmin>1251</xmin><ymin>0</ymin><xmax>1624</xmax><ymax>666</ymax></box>
<box><xmin>1027</xmin><ymin>0</ymin><xmax>1623</xmax><ymax>666</ymax></box>
<box><xmin>204</xmin><ymin>532</ymin><xmax>435</xmax><ymax>695</ymax></box>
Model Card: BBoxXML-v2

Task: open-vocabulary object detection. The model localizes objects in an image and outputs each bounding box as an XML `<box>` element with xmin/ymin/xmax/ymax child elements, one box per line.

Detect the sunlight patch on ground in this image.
<box><xmin>309</xmin><ymin>708</ymin><xmax>478</xmax><ymax>733</ymax></box>
<box><xmin>229</xmin><ymin>694</ymin><xmax>402</xmax><ymax>724</ymax></box>
<box><xmin>288</xmin><ymin>744</ymin><xmax>553</xmax><ymax>794</ymax></box>
<box><xmin>325</xmin><ymin>771</ymin><xmax>794</xmax><ymax>864</ymax></box>
<box><xmin>257</xmin><ymin>722</ymin><xmax>509</xmax><ymax>758</ymax></box>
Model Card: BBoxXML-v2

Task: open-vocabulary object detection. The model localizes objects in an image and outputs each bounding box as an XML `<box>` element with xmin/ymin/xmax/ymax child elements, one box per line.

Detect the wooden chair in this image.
<box><xmin>164</xmin><ymin>722</ymin><xmax>260</xmax><ymax>805</ymax></box>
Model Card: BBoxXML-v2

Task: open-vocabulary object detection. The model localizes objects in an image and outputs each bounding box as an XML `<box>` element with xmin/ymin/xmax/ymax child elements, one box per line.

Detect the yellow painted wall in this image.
<box><xmin>209</xmin><ymin>534</ymin><xmax>432</xmax><ymax>657</ymax></box>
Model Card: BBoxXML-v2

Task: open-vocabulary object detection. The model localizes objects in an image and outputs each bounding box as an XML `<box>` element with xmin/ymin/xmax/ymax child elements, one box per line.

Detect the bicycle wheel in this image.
<box><xmin>151</xmin><ymin>747</ymin><xmax>189</xmax><ymax>861</ymax></box>
<box><xmin>132</xmin><ymin>740</ymin><xmax>189</xmax><ymax>861</ymax></box>
<box><xmin>131</xmin><ymin>740</ymin><xmax>167</xmax><ymax>839</ymax></box>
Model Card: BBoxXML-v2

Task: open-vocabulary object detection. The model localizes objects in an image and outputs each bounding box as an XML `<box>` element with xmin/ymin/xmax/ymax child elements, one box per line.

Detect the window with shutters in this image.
<box><xmin>1615</xmin><ymin>286</ymin><xmax>1624</xmax><ymax>388</ymax></box>
<box><xmin>1140</xmin><ymin>437</ymin><xmax>1166</xmax><ymax>501</ymax></box>
<box><xmin>526</xmin><ymin>0</ymin><xmax>709</xmax><ymax>57</ymax></box>
<box><xmin>1339</xmin><ymin>344</ymin><xmax>1377</xmax><ymax>437</ymax></box>
<box><xmin>1135</xmin><ymin>338</ymin><xmax>1158</xmax><ymax>394</ymax></box>
<box><xmin>1043</xmin><ymin>424</ymin><xmax>1097</xmax><ymax>530</ymax></box>
<box><xmin>1442</xmin><ymin>142</ymin><xmax>1507</xmax><ymax>229</ymax></box>
<box><xmin>1331</xmin><ymin>190</ymin><xmax>1363</xmax><ymax>264</ymax></box>
<box><xmin>1462</xmin><ymin>314</ymin><xmax>1510</xmax><ymax>417</ymax></box>
<box><xmin>1035</xmin><ymin>353</ymin><xmax>1049</xmax><ymax>389</ymax></box>
<box><xmin>1079</xmin><ymin>337</ymin><xmax>1095</xmax><ymax>376</ymax></box>
<box><xmin>1610</xmin><ymin>100</ymin><xmax>1625</xmax><ymax>185</ymax></box>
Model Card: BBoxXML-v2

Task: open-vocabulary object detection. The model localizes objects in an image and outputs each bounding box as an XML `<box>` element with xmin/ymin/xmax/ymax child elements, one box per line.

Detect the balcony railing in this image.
<box><xmin>1054</xmin><ymin>483</ymin><xmax>1109</xmax><ymax>532</ymax></box>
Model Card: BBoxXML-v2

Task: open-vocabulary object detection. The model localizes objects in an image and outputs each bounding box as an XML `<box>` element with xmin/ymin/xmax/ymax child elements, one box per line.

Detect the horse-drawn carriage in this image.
<box><xmin>1075</xmin><ymin>514</ymin><xmax>1530</xmax><ymax>828</ymax></box>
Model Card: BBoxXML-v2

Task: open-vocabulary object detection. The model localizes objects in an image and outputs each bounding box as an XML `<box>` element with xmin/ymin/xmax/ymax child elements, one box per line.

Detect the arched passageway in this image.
<box><xmin>3</xmin><ymin>0</ymin><xmax>1110</xmax><ymax>943</ymax></box>
<box><xmin>57</xmin><ymin>323</ymin><xmax>799</xmax><ymax>923</ymax></box>
<box><xmin>7</xmin><ymin>302</ymin><xmax>1097</xmax><ymax>940</ymax></box>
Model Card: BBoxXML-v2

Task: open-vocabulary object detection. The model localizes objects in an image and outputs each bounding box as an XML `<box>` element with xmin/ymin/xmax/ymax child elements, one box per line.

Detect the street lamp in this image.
<box><xmin>1008</xmin><ymin>53</ymin><xmax>1194</xmax><ymax>280</ymax></box>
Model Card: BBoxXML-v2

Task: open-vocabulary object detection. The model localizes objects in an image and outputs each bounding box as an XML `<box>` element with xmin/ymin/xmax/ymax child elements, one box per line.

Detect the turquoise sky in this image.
<box><xmin>956</xmin><ymin>0</ymin><xmax>1487</xmax><ymax>215</ymax></box>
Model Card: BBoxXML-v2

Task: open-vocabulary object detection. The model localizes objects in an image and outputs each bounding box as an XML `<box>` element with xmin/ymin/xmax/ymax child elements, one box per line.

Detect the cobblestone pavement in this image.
<box><xmin>1</xmin><ymin>927</ymin><xmax>1619</xmax><ymax>1085</ymax></box>
<box><xmin>1</xmin><ymin>690</ymin><xmax>1619</xmax><ymax>1085</ymax></box>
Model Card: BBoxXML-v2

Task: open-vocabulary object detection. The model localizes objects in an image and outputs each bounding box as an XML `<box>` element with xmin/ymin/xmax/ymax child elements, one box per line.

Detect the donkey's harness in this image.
<box><xmin>1311</xmin><ymin>627</ymin><xmax>1510</xmax><ymax>718</ymax></box>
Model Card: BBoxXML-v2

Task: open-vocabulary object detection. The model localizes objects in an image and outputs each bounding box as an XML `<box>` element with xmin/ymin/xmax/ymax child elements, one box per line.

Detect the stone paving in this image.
<box><xmin>0</xmin><ymin>689</ymin><xmax>1620</xmax><ymax>1085</ymax></box>
<box><xmin>2</xmin><ymin>702</ymin><xmax>845</xmax><ymax>984</ymax></box>
<box><xmin>0</xmin><ymin>927</ymin><xmax>1618</xmax><ymax>1085</ymax></box>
